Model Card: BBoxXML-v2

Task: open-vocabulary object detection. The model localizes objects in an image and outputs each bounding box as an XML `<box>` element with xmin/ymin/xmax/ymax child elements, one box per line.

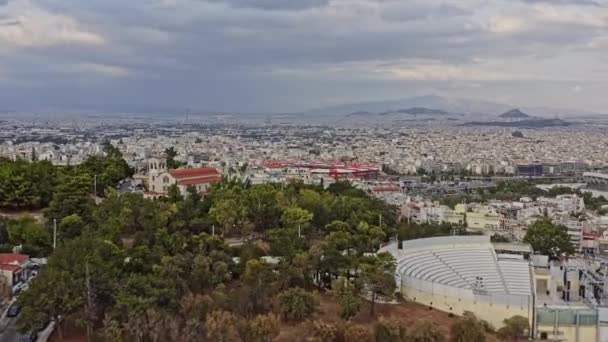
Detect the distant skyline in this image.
<box><xmin>1</xmin><ymin>0</ymin><xmax>608</xmax><ymax>113</ymax></box>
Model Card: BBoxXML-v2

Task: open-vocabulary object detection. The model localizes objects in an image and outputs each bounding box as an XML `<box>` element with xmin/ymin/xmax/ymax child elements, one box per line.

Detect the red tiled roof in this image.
<box><xmin>0</xmin><ymin>264</ymin><xmax>21</xmax><ymax>272</ymax></box>
<box><xmin>0</xmin><ymin>253</ymin><xmax>28</xmax><ymax>265</ymax></box>
<box><xmin>370</xmin><ymin>186</ymin><xmax>400</xmax><ymax>192</ymax></box>
<box><xmin>177</xmin><ymin>175</ymin><xmax>220</xmax><ymax>186</ymax></box>
<box><xmin>169</xmin><ymin>167</ymin><xmax>220</xmax><ymax>179</ymax></box>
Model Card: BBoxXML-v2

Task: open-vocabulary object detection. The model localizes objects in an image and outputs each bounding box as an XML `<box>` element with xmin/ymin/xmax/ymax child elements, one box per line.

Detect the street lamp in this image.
<box><xmin>52</xmin><ymin>218</ymin><xmax>57</xmax><ymax>250</ymax></box>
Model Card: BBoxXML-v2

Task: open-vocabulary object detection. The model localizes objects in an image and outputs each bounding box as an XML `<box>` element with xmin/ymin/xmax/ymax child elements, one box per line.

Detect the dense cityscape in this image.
<box><xmin>1</xmin><ymin>115</ymin><xmax>608</xmax><ymax>341</ymax></box>
<box><xmin>2</xmin><ymin>117</ymin><xmax>607</xmax><ymax>176</ymax></box>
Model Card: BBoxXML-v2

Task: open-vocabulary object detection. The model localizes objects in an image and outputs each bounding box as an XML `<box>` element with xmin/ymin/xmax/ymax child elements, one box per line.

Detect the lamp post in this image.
<box><xmin>53</xmin><ymin>218</ymin><xmax>57</xmax><ymax>250</ymax></box>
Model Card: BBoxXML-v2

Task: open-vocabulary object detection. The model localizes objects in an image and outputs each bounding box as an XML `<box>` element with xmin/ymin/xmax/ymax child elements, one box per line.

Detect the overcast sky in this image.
<box><xmin>1</xmin><ymin>0</ymin><xmax>608</xmax><ymax>113</ymax></box>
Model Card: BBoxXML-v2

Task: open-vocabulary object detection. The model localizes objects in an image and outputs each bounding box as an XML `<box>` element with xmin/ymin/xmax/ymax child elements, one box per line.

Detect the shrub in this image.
<box><xmin>373</xmin><ymin>316</ymin><xmax>407</xmax><ymax>342</ymax></box>
<box><xmin>450</xmin><ymin>317</ymin><xmax>485</xmax><ymax>342</ymax></box>
<box><xmin>343</xmin><ymin>324</ymin><xmax>373</xmax><ymax>342</ymax></box>
<box><xmin>277</xmin><ymin>287</ymin><xmax>318</xmax><ymax>321</ymax></box>
<box><xmin>239</xmin><ymin>314</ymin><xmax>280</xmax><ymax>342</ymax></box>
<box><xmin>408</xmin><ymin>321</ymin><xmax>444</xmax><ymax>342</ymax></box>
<box><xmin>310</xmin><ymin>320</ymin><xmax>340</xmax><ymax>342</ymax></box>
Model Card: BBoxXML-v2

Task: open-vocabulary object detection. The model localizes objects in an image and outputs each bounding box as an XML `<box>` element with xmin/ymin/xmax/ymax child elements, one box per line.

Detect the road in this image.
<box><xmin>117</xmin><ymin>178</ymin><xmax>133</xmax><ymax>193</ymax></box>
<box><xmin>0</xmin><ymin>315</ymin><xmax>31</xmax><ymax>342</ymax></box>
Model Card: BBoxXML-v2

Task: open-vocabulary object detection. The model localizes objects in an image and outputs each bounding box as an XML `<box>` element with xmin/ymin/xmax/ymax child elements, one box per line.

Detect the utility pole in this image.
<box><xmin>53</xmin><ymin>218</ymin><xmax>57</xmax><ymax>250</ymax></box>
<box><xmin>298</xmin><ymin>223</ymin><xmax>301</xmax><ymax>238</ymax></box>
<box><xmin>379</xmin><ymin>214</ymin><xmax>382</xmax><ymax>227</ymax></box>
<box><xmin>212</xmin><ymin>225</ymin><xmax>215</xmax><ymax>236</ymax></box>
<box><xmin>85</xmin><ymin>261</ymin><xmax>93</xmax><ymax>342</ymax></box>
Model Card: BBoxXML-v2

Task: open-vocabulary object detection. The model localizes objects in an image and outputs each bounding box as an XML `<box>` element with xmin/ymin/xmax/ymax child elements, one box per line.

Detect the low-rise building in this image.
<box><xmin>147</xmin><ymin>167</ymin><xmax>221</xmax><ymax>198</ymax></box>
<box><xmin>0</xmin><ymin>253</ymin><xmax>35</xmax><ymax>294</ymax></box>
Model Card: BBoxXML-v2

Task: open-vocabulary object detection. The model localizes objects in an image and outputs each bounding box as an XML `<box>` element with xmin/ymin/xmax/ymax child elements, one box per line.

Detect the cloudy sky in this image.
<box><xmin>1</xmin><ymin>0</ymin><xmax>608</xmax><ymax>113</ymax></box>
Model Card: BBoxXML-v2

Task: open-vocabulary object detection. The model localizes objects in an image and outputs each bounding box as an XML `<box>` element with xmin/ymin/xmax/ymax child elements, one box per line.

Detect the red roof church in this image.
<box><xmin>146</xmin><ymin>167</ymin><xmax>221</xmax><ymax>199</ymax></box>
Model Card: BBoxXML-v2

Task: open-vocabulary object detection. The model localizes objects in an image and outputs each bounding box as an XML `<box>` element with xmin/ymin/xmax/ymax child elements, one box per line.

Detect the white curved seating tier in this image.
<box><xmin>397</xmin><ymin>247</ymin><xmax>532</xmax><ymax>296</ymax></box>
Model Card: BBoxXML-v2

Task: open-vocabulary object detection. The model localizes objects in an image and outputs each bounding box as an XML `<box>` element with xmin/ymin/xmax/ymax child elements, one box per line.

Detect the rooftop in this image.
<box><xmin>0</xmin><ymin>253</ymin><xmax>29</xmax><ymax>265</ymax></box>
<box><xmin>169</xmin><ymin>167</ymin><xmax>220</xmax><ymax>179</ymax></box>
<box><xmin>177</xmin><ymin>175</ymin><xmax>221</xmax><ymax>186</ymax></box>
<box><xmin>0</xmin><ymin>264</ymin><xmax>21</xmax><ymax>272</ymax></box>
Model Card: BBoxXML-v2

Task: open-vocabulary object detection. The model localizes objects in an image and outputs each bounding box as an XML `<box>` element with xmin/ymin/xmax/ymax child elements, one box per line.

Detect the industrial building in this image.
<box><xmin>258</xmin><ymin>160</ymin><xmax>380</xmax><ymax>180</ymax></box>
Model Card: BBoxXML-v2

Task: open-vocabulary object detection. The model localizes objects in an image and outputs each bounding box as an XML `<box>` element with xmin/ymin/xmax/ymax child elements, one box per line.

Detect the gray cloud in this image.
<box><xmin>204</xmin><ymin>0</ymin><xmax>330</xmax><ymax>10</ymax></box>
<box><xmin>0</xmin><ymin>0</ymin><xmax>607</xmax><ymax>113</ymax></box>
<box><xmin>519</xmin><ymin>0</ymin><xmax>603</xmax><ymax>6</ymax></box>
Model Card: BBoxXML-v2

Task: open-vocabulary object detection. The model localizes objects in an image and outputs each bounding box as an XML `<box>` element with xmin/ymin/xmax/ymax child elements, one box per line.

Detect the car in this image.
<box><xmin>7</xmin><ymin>303</ymin><xmax>20</xmax><ymax>317</ymax></box>
<box><xmin>19</xmin><ymin>330</ymin><xmax>37</xmax><ymax>342</ymax></box>
<box><xmin>13</xmin><ymin>282</ymin><xmax>27</xmax><ymax>295</ymax></box>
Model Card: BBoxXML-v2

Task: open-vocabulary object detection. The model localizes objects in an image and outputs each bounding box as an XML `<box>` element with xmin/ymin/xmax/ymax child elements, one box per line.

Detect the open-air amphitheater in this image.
<box><xmin>584</xmin><ymin>172</ymin><xmax>608</xmax><ymax>191</ymax></box>
<box><xmin>379</xmin><ymin>236</ymin><xmax>534</xmax><ymax>329</ymax></box>
<box><xmin>380</xmin><ymin>235</ymin><xmax>606</xmax><ymax>341</ymax></box>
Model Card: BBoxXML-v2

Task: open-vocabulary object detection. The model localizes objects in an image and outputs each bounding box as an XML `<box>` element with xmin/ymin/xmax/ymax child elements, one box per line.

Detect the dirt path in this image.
<box><xmin>0</xmin><ymin>210</ymin><xmax>45</xmax><ymax>222</ymax></box>
<box><xmin>276</xmin><ymin>292</ymin><xmax>500</xmax><ymax>341</ymax></box>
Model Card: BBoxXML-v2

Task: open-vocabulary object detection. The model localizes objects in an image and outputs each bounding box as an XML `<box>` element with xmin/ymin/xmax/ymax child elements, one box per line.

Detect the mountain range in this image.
<box><xmin>462</xmin><ymin>118</ymin><xmax>571</xmax><ymax>128</ymax></box>
<box><xmin>305</xmin><ymin>94</ymin><xmax>599</xmax><ymax>118</ymax></box>
<box><xmin>347</xmin><ymin>107</ymin><xmax>451</xmax><ymax>117</ymax></box>
<box><xmin>379</xmin><ymin>107</ymin><xmax>450</xmax><ymax>116</ymax></box>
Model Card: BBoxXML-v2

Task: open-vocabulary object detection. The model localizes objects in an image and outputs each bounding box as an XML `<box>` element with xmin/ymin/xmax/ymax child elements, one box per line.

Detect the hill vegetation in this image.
<box><xmin>12</xmin><ymin>174</ymin><xmax>404</xmax><ymax>340</ymax></box>
<box><xmin>0</xmin><ymin>153</ymin><xmax>531</xmax><ymax>341</ymax></box>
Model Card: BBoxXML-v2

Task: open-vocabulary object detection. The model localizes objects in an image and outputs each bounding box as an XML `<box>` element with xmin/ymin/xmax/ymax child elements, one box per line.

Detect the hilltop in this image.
<box><xmin>462</xmin><ymin>118</ymin><xmax>572</xmax><ymax>128</ymax></box>
<box><xmin>379</xmin><ymin>107</ymin><xmax>450</xmax><ymax>116</ymax></box>
<box><xmin>499</xmin><ymin>109</ymin><xmax>531</xmax><ymax>119</ymax></box>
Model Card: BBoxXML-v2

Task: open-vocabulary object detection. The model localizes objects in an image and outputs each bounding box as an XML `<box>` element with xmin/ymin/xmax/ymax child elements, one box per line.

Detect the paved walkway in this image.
<box><xmin>36</xmin><ymin>321</ymin><xmax>56</xmax><ymax>342</ymax></box>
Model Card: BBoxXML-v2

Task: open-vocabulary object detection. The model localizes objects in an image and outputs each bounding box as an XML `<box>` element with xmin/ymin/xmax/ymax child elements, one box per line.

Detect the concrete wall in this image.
<box><xmin>536</xmin><ymin>307</ymin><xmax>598</xmax><ymax>342</ymax></box>
<box><xmin>536</xmin><ymin>324</ymin><xmax>596</xmax><ymax>342</ymax></box>
<box><xmin>399</xmin><ymin>276</ymin><xmax>532</xmax><ymax>329</ymax></box>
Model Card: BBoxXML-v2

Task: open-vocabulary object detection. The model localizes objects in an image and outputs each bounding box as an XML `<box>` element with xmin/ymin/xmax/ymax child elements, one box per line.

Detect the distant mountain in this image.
<box><xmin>498</xmin><ymin>109</ymin><xmax>530</xmax><ymax>119</ymax></box>
<box><xmin>379</xmin><ymin>107</ymin><xmax>450</xmax><ymax>116</ymax></box>
<box><xmin>461</xmin><ymin>118</ymin><xmax>572</xmax><ymax>128</ymax></box>
<box><xmin>306</xmin><ymin>95</ymin><xmax>455</xmax><ymax>116</ymax></box>
<box><xmin>346</xmin><ymin>110</ymin><xmax>373</xmax><ymax>117</ymax></box>
<box><xmin>304</xmin><ymin>94</ymin><xmax>599</xmax><ymax>118</ymax></box>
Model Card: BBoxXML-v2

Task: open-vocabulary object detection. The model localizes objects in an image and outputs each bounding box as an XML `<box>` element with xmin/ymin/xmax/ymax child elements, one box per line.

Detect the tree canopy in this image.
<box><xmin>14</xmin><ymin>176</ymin><xmax>409</xmax><ymax>341</ymax></box>
<box><xmin>523</xmin><ymin>218</ymin><xmax>575</xmax><ymax>258</ymax></box>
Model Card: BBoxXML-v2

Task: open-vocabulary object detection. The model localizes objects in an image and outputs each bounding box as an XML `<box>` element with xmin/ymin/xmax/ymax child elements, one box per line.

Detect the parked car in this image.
<box><xmin>13</xmin><ymin>282</ymin><xmax>27</xmax><ymax>295</ymax></box>
<box><xmin>7</xmin><ymin>303</ymin><xmax>20</xmax><ymax>317</ymax></box>
<box><xmin>19</xmin><ymin>330</ymin><xmax>37</xmax><ymax>342</ymax></box>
